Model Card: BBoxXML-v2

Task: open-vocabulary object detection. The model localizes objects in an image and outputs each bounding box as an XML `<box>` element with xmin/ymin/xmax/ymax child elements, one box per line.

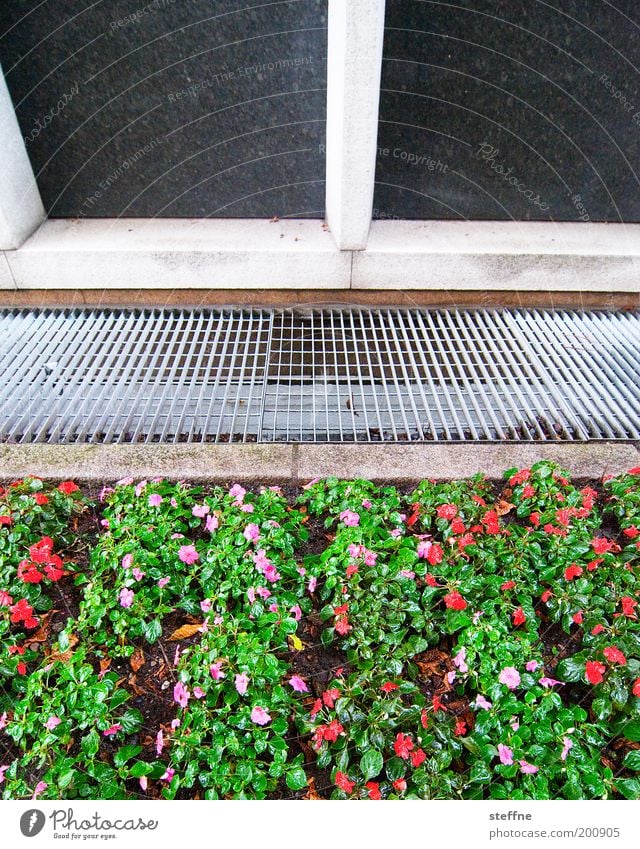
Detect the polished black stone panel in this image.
<box><xmin>0</xmin><ymin>0</ymin><xmax>327</xmax><ymax>218</ymax></box>
<box><xmin>374</xmin><ymin>0</ymin><xmax>640</xmax><ymax>222</ymax></box>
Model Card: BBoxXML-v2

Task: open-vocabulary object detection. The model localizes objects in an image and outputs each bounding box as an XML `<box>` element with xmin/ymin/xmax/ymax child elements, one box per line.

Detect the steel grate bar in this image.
<box><xmin>1</xmin><ymin>307</ymin><xmax>639</xmax><ymax>445</ymax></box>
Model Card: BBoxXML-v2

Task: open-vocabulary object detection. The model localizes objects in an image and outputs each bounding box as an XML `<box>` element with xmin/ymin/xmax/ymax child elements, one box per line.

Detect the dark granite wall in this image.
<box><xmin>374</xmin><ymin>0</ymin><xmax>640</xmax><ymax>221</ymax></box>
<box><xmin>0</xmin><ymin>0</ymin><xmax>327</xmax><ymax>217</ymax></box>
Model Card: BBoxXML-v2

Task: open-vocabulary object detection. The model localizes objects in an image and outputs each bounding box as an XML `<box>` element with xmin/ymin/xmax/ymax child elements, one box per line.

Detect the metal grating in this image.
<box><xmin>0</xmin><ymin>307</ymin><xmax>639</xmax><ymax>444</ymax></box>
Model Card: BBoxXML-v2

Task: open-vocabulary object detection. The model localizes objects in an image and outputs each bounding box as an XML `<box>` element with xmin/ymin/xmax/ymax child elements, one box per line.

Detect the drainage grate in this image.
<box><xmin>0</xmin><ymin>308</ymin><xmax>639</xmax><ymax>444</ymax></box>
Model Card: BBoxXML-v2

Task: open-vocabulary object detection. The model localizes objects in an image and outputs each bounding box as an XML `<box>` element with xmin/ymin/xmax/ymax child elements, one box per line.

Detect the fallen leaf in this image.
<box><xmin>167</xmin><ymin>623</ymin><xmax>203</xmax><ymax>641</ymax></box>
<box><xmin>495</xmin><ymin>500</ymin><xmax>515</xmax><ymax>517</ymax></box>
<box><xmin>288</xmin><ymin>634</ymin><xmax>305</xmax><ymax>651</ymax></box>
<box><xmin>130</xmin><ymin>647</ymin><xmax>145</xmax><ymax>672</ymax></box>
<box><xmin>303</xmin><ymin>777</ymin><xmax>322</xmax><ymax>800</ymax></box>
<box><xmin>99</xmin><ymin>657</ymin><xmax>112</xmax><ymax>675</ymax></box>
<box><xmin>45</xmin><ymin>648</ymin><xmax>73</xmax><ymax>665</ymax></box>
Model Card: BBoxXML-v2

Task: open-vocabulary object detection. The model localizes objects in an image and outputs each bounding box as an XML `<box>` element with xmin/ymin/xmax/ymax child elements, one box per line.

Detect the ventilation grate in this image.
<box><xmin>0</xmin><ymin>307</ymin><xmax>639</xmax><ymax>444</ymax></box>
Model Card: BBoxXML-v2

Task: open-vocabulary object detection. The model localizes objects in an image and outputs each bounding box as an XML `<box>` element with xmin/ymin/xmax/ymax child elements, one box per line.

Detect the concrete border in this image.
<box><xmin>1</xmin><ymin>442</ymin><xmax>638</xmax><ymax>483</ymax></box>
<box><xmin>0</xmin><ymin>64</ymin><xmax>46</xmax><ymax>250</ymax></box>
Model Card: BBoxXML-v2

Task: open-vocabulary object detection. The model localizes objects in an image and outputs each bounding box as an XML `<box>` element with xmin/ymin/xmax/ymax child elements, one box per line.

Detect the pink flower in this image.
<box><xmin>45</xmin><ymin>716</ymin><xmax>61</xmax><ymax>731</ymax></box>
<box><xmin>156</xmin><ymin>730</ymin><xmax>164</xmax><ymax>755</ymax></box>
<box><xmin>209</xmin><ymin>662</ymin><xmax>225</xmax><ymax>681</ymax></box>
<box><xmin>247</xmin><ymin>587</ymin><xmax>256</xmax><ymax>604</ymax></box>
<box><xmin>193</xmin><ymin>687</ymin><xmax>205</xmax><ymax>699</ymax></box>
<box><xmin>289</xmin><ymin>675</ymin><xmax>309</xmax><ymax>692</ymax></box>
<box><xmin>453</xmin><ymin>648</ymin><xmax>468</xmax><ymax>673</ymax></box>
<box><xmin>475</xmin><ymin>695</ymin><xmax>492</xmax><ymax>710</ymax></box>
<box><xmin>399</xmin><ymin>569</ymin><xmax>415</xmax><ymax>579</ymax></box>
<box><xmin>308</xmin><ymin>577</ymin><xmax>317</xmax><ymax>593</ymax></box>
<box><xmin>135</xmin><ymin>480</ymin><xmax>148</xmax><ymax>497</ymax></box>
<box><xmin>268</xmin><ymin>603</ymin><xmax>278</xmax><ymax>612</ymax></box>
<box><xmin>499</xmin><ymin>667</ymin><xmax>521</xmax><ymax>690</ymax></box>
<box><xmin>170</xmin><ymin>498</ymin><xmax>178</xmax><ymax>508</ymax></box>
<box><xmin>241</xmin><ymin>503</ymin><xmax>255</xmax><ymax>513</ymax></box>
<box><xmin>178</xmin><ymin>545</ymin><xmax>199</xmax><ymax>565</ymax></box>
<box><xmin>539</xmin><ymin>676</ymin><xmax>563</xmax><ymax>688</ymax></box>
<box><xmin>250</xmin><ymin>706</ymin><xmax>271</xmax><ymax>726</ymax></box>
<box><xmin>257</xmin><ymin>586</ymin><xmax>271</xmax><ymax>599</ymax></box>
<box><xmin>510</xmin><ymin>717</ymin><xmax>520</xmax><ymax>732</ymax></box>
<box><xmin>303</xmin><ymin>477</ymin><xmax>321</xmax><ymax>490</ymax></box>
<box><xmin>119</xmin><ymin>588</ymin><xmax>134</xmax><ymax>608</ymax></box>
<box><xmin>103</xmin><ymin>723</ymin><xmax>122</xmax><ymax>737</ymax></box>
<box><xmin>213</xmin><ymin>615</ymin><xmax>223</xmax><ymax>625</ymax></box>
<box><xmin>519</xmin><ymin>760</ymin><xmax>539</xmax><ymax>774</ymax></box>
<box><xmin>290</xmin><ymin>605</ymin><xmax>302</xmax><ymax>621</ymax></box>
<box><xmin>200</xmin><ymin>599</ymin><xmax>212</xmax><ymax>613</ymax></box>
<box><xmin>561</xmin><ymin>736</ymin><xmax>573</xmax><ymax>761</ymax></box>
<box><xmin>390</xmin><ymin>528</ymin><xmax>403</xmax><ymax>538</ymax></box>
<box><xmin>173</xmin><ymin>682</ymin><xmax>190</xmax><ymax>708</ymax></box>
<box><xmin>362</xmin><ymin>498</ymin><xmax>373</xmax><ymax>509</ymax></box>
<box><xmin>116</xmin><ymin>477</ymin><xmax>134</xmax><ymax>486</ymax></box>
<box><xmin>0</xmin><ymin>712</ymin><xmax>7</xmax><ymax>731</ymax></box>
<box><xmin>132</xmin><ymin>568</ymin><xmax>145</xmax><ymax>581</ymax></box>
<box><xmin>121</xmin><ymin>553</ymin><xmax>133</xmax><ymax>570</ymax></box>
<box><xmin>243</xmin><ymin>523</ymin><xmax>260</xmax><ymax>544</ymax></box>
<box><xmin>160</xmin><ymin>767</ymin><xmax>175</xmax><ymax>783</ymax></box>
<box><xmin>139</xmin><ymin>776</ymin><xmax>148</xmax><ymax>792</ymax></box>
<box><xmin>100</xmin><ymin>519</ymin><xmax>110</xmax><ymax>528</ymax></box>
<box><xmin>339</xmin><ymin>509</ymin><xmax>360</xmax><ymax>527</ymax></box>
<box><xmin>157</xmin><ymin>577</ymin><xmax>170</xmax><ymax>589</ymax></box>
<box><xmin>498</xmin><ymin>744</ymin><xmax>513</xmax><ymax>765</ymax></box>
<box><xmin>0</xmin><ymin>765</ymin><xmax>8</xmax><ymax>784</ymax></box>
<box><xmin>192</xmin><ymin>504</ymin><xmax>209</xmax><ymax>518</ymax></box>
<box><xmin>171</xmin><ymin>718</ymin><xmax>180</xmax><ymax>730</ymax></box>
<box><xmin>205</xmin><ymin>514</ymin><xmax>219</xmax><ymax>533</ymax></box>
<box><xmin>229</xmin><ymin>484</ymin><xmax>246</xmax><ymax>503</ymax></box>
<box><xmin>148</xmin><ymin>494</ymin><xmax>163</xmax><ymax>507</ymax></box>
<box><xmin>32</xmin><ymin>781</ymin><xmax>48</xmax><ymax>799</ymax></box>
<box><xmin>447</xmin><ymin>671</ymin><xmax>457</xmax><ymax>684</ymax></box>
<box><xmin>235</xmin><ymin>673</ymin><xmax>249</xmax><ymax>695</ymax></box>
<box><xmin>525</xmin><ymin>660</ymin><xmax>539</xmax><ymax>672</ymax></box>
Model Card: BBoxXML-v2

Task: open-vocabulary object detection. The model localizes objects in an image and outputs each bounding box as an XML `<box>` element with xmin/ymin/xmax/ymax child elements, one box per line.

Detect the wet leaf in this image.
<box><xmin>167</xmin><ymin>623</ymin><xmax>202</xmax><ymax>641</ymax></box>
<box><xmin>130</xmin><ymin>647</ymin><xmax>145</xmax><ymax>672</ymax></box>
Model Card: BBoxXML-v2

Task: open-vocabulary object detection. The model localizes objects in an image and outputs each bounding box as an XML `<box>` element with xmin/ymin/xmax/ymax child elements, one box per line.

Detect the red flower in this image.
<box><xmin>322</xmin><ymin>688</ymin><xmax>341</xmax><ymax>708</ymax></box>
<box><xmin>628</xmin><ymin>467</ymin><xmax>640</xmax><ymax>475</ymax></box>
<box><xmin>58</xmin><ymin>481</ymin><xmax>79</xmax><ymax>495</ymax></box>
<box><xmin>623</xmin><ymin>526</ymin><xmax>640</xmax><ymax>539</ymax></box>
<box><xmin>324</xmin><ymin>719</ymin><xmax>344</xmax><ymax>742</ymax></box>
<box><xmin>444</xmin><ymin>591</ymin><xmax>467</xmax><ymax>611</ymax></box>
<box><xmin>501</xmin><ymin>581</ymin><xmax>516</xmax><ymax>591</ymax></box>
<box><xmin>529</xmin><ymin>512</ymin><xmax>540</xmax><ymax>527</ymax></box>
<box><xmin>591</xmin><ymin>624</ymin><xmax>605</xmax><ymax>635</ymax></box>
<box><xmin>334</xmin><ymin>772</ymin><xmax>355</xmax><ymax>794</ymax></box>
<box><xmin>17</xmin><ymin>561</ymin><xmax>43</xmax><ymax>584</ymax></box>
<box><xmin>603</xmin><ymin>646</ymin><xmax>626</xmax><ymax>666</ymax></box>
<box><xmin>544</xmin><ymin>524</ymin><xmax>567</xmax><ymax>537</ymax></box>
<box><xmin>334</xmin><ymin>617</ymin><xmax>352</xmax><ymax>635</ymax></box>
<box><xmin>541</xmin><ymin>589</ymin><xmax>553</xmax><ymax>603</ymax></box>
<box><xmin>333</xmin><ymin>604</ymin><xmax>348</xmax><ymax>616</ymax></box>
<box><xmin>365</xmin><ymin>781</ymin><xmax>382</xmax><ymax>800</ymax></box>
<box><xmin>621</xmin><ymin>597</ymin><xmax>637</xmax><ymax>617</ymax></box>
<box><xmin>509</xmin><ymin>469</ymin><xmax>531</xmax><ymax>486</ymax></box>
<box><xmin>482</xmin><ymin>511</ymin><xmax>501</xmax><ymax>534</ymax></box>
<box><xmin>34</xmin><ymin>493</ymin><xmax>49</xmax><ymax>506</ymax></box>
<box><xmin>0</xmin><ymin>591</ymin><xmax>13</xmax><ymax>606</ymax></box>
<box><xmin>29</xmin><ymin>537</ymin><xmax>54</xmax><ymax>564</ymax></box>
<box><xmin>585</xmin><ymin>660</ymin><xmax>606</xmax><ymax>685</ymax></box>
<box><xmin>633</xmin><ymin>679</ymin><xmax>640</xmax><ymax>698</ymax></box>
<box><xmin>522</xmin><ymin>484</ymin><xmax>535</xmax><ymax>499</ymax></box>
<box><xmin>592</xmin><ymin>537</ymin><xmax>618</xmax><ymax>555</ymax></box>
<box><xmin>572</xmin><ymin>611</ymin><xmax>583</xmax><ymax>625</ymax></box>
<box><xmin>392</xmin><ymin>778</ymin><xmax>407</xmax><ymax>794</ymax></box>
<box><xmin>587</xmin><ymin>558</ymin><xmax>604</xmax><ymax>572</ymax></box>
<box><xmin>420</xmin><ymin>709</ymin><xmax>429</xmax><ymax>729</ymax></box>
<box><xmin>9</xmin><ymin>599</ymin><xmax>39</xmax><ymax>629</ymax></box>
<box><xmin>471</xmin><ymin>495</ymin><xmax>487</xmax><ymax>506</ymax></box>
<box><xmin>310</xmin><ymin>698</ymin><xmax>322</xmax><ymax>719</ymax></box>
<box><xmin>411</xmin><ymin>748</ymin><xmax>426</xmax><ymax>768</ymax></box>
<box><xmin>437</xmin><ymin>503</ymin><xmax>457</xmax><ymax>520</ymax></box>
<box><xmin>432</xmin><ymin>694</ymin><xmax>445</xmax><ymax>713</ymax></box>
<box><xmin>450</xmin><ymin>518</ymin><xmax>466</xmax><ymax>535</ymax></box>
<box><xmin>393</xmin><ymin>732</ymin><xmax>414</xmax><ymax>760</ymax></box>
<box><xmin>16</xmin><ymin>661</ymin><xmax>27</xmax><ymax>675</ymax></box>
<box><xmin>380</xmin><ymin>682</ymin><xmax>399</xmax><ymax>694</ymax></box>
<box><xmin>425</xmin><ymin>574</ymin><xmax>438</xmax><ymax>587</ymax></box>
<box><xmin>512</xmin><ymin>607</ymin><xmax>526</xmax><ymax>627</ymax></box>
<box><xmin>345</xmin><ymin>564</ymin><xmax>358</xmax><ymax>578</ymax></box>
<box><xmin>8</xmin><ymin>644</ymin><xmax>25</xmax><ymax>656</ymax></box>
<box><xmin>454</xmin><ymin>719</ymin><xmax>467</xmax><ymax>736</ymax></box>
<box><xmin>457</xmin><ymin>533</ymin><xmax>475</xmax><ymax>551</ymax></box>
<box><xmin>44</xmin><ymin>562</ymin><xmax>65</xmax><ymax>582</ymax></box>
<box><xmin>0</xmin><ymin>515</ymin><xmax>12</xmax><ymax>526</ymax></box>
<box><xmin>564</xmin><ymin>564</ymin><xmax>583</xmax><ymax>581</ymax></box>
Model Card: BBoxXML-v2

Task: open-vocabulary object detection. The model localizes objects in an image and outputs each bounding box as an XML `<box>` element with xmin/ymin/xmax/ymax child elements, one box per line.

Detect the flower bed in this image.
<box><xmin>1</xmin><ymin>463</ymin><xmax>640</xmax><ymax>800</ymax></box>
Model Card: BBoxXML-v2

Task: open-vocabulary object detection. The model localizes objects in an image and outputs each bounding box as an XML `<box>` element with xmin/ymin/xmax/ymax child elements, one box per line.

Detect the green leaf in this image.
<box><xmin>360</xmin><ymin>749</ymin><xmax>383</xmax><ymax>781</ymax></box>
<box><xmin>623</xmin><ymin>751</ymin><xmax>640</xmax><ymax>771</ymax></box>
<box><xmin>615</xmin><ymin>778</ymin><xmax>640</xmax><ymax>800</ymax></box>
<box><xmin>114</xmin><ymin>745</ymin><xmax>142</xmax><ymax>768</ymax></box>
<box><xmin>285</xmin><ymin>767</ymin><xmax>308</xmax><ymax>791</ymax></box>
<box><xmin>469</xmin><ymin>761</ymin><xmax>492</xmax><ymax>784</ymax></box>
<box><xmin>555</xmin><ymin>656</ymin><xmax>584</xmax><ymax>683</ymax></box>
<box><xmin>142</xmin><ymin>619</ymin><xmax>162</xmax><ymax>643</ymax></box>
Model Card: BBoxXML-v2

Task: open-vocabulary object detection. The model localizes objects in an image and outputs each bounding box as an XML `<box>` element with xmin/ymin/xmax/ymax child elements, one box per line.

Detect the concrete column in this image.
<box><xmin>0</xmin><ymin>64</ymin><xmax>45</xmax><ymax>249</ymax></box>
<box><xmin>325</xmin><ymin>0</ymin><xmax>385</xmax><ymax>250</ymax></box>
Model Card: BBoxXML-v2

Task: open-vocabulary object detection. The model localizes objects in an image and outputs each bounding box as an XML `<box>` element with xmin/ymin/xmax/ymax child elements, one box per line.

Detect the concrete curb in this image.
<box><xmin>1</xmin><ymin>442</ymin><xmax>639</xmax><ymax>483</ymax></box>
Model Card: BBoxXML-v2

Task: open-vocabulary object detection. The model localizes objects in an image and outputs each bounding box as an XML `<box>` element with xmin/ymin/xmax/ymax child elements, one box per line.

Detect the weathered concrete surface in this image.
<box><xmin>295</xmin><ymin>443</ymin><xmax>640</xmax><ymax>482</ymax></box>
<box><xmin>0</xmin><ymin>444</ymin><xmax>294</xmax><ymax>483</ymax></box>
<box><xmin>1</xmin><ymin>442</ymin><xmax>639</xmax><ymax>484</ymax></box>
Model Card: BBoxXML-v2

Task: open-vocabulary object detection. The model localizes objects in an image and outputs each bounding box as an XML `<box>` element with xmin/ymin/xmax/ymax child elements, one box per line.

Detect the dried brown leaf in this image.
<box><xmin>167</xmin><ymin>623</ymin><xmax>203</xmax><ymax>642</ymax></box>
<box><xmin>130</xmin><ymin>647</ymin><xmax>145</xmax><ymax>672</ymax></box>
